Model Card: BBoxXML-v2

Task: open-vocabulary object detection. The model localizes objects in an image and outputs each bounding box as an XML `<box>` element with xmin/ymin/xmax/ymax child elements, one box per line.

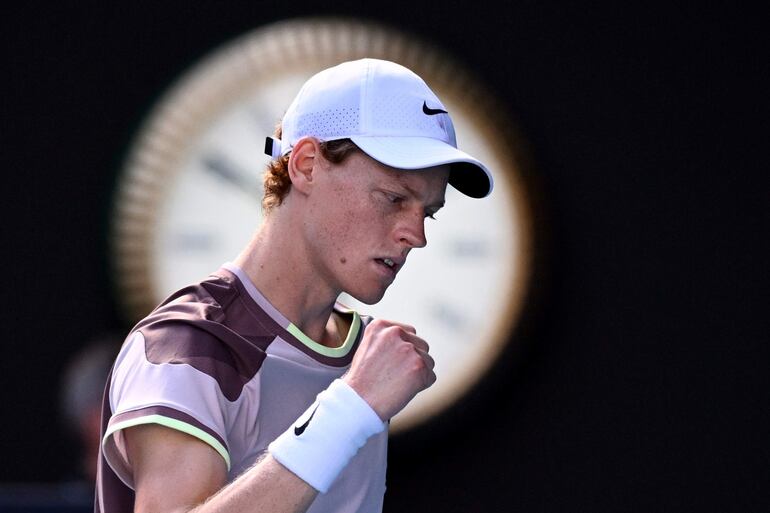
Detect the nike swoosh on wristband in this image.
<box><xmin>294</xmin><ymin>404</ymin><xmax>320</xmax><ymax>436</ymax></box>
<box><xmin>422</xmin><ymin>101</ymin><xmax>448</xmax><ymax>115</ymax></box>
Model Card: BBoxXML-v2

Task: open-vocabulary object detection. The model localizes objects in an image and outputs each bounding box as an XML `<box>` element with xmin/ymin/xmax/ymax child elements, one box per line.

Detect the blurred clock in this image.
<box><xmin>110</xmin><ymin>17</ymin><xmax>536</xmax><ymax>433</ymax></box>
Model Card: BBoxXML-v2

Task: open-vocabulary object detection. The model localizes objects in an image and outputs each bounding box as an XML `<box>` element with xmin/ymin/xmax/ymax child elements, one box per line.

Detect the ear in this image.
<box><xmin>287</xmin><ymin>137</ymin><xmax>324</xmax><ymax>196</ymax></box>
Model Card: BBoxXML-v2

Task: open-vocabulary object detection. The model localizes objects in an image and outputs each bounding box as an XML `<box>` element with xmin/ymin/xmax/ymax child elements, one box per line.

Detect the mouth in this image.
<box><xmin>374</xmin><ymin>256</ymin><xmax>403</xmax><ymax>276</ymax></box>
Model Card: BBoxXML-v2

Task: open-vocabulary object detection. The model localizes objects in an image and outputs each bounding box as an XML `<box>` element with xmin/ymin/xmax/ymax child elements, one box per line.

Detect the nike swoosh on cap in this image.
<box><xmin>422</xmin><ymin>101</ymin><xmax>448</xmax><ymax>115</ymax></box>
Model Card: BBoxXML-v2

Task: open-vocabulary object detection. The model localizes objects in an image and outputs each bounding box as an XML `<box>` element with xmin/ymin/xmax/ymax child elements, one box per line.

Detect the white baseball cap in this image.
<box><xmin>265</xmin><ymin>58</ymin><xmax>493</xmax><ymax>198</ymax></box>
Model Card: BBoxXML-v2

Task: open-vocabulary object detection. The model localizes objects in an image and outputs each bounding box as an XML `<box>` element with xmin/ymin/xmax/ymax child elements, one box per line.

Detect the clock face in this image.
<box><xmin>112</xmin><ymin>18</ymin><xmax>535</xmax><ymax>433</ymax></box>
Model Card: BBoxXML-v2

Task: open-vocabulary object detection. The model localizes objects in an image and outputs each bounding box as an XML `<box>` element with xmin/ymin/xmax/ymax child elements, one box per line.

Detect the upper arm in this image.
<box><xmin>103</xmin><ymin>329</ymin><xmax>250</xmax><ymax>488</ymax></box>
<box><xmin>125</xmin><ymin>423</ymin><xmax>228</xmax><ymax>513</ymax></box>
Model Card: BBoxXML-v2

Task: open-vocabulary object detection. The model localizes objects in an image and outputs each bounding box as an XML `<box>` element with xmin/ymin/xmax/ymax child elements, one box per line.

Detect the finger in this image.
<box><xmin>415</xmin><ymin>348</ymin><xmax>435</xmax><ymax>370</ymax></box>
<box><xmin>399</xmin><ymin>330</ymin><xmax>429</xmax><ymax>353</ymax></box>
<box><xmin>422</xmin><ymin>365</ymin><xmax>437</xmax><ymax>387</ymax></box>
<box><xmin>371</xmin><ymin>319</ymin><xmax>416</xmax><ymax>335</ymax></box>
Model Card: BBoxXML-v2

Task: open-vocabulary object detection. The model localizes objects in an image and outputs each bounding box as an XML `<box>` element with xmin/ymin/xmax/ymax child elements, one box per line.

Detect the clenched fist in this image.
<box><xmin>343</xmin><ymin>319</ymin><xmax>436</xmax><ymax>421</ymax></box>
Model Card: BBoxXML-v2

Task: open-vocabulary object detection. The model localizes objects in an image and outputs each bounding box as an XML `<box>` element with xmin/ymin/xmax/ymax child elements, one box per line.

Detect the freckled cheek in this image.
<box><xmin>333</xmin><ymin>229</ymin><xmax>357</xmax><ymax>266</ymax></box>
<box><xmin>316</xmin><ymin>215</ymin><xmax>355</xmax><ymax>268</ymax></box>
<box><xmin>334</xmin><ymin>227</ymin><xmax>374</xmax><ymax>273</ymax></box>
<box><xmin>323</xmin><ymin>199</ymin><xmax>390</xmax><ymax>270</ymax></box>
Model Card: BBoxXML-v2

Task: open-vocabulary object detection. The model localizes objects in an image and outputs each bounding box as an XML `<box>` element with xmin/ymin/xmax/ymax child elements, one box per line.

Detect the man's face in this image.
<box><xmin>305</xmin><ymin>150</ymin><xmax>449</xmax><ymax>304</ymax></box>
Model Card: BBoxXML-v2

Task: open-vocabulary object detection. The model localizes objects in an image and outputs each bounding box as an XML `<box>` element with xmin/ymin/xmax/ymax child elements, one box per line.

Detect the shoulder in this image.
<box><xmin>122</xmin><ymin>271</ymin><xmax>277</xmax><ymax>400</ymax></box>
<box><xmin>135</xmin><ymin>271</ymin><xmax>240</xmax><ymax>331</ymax></box>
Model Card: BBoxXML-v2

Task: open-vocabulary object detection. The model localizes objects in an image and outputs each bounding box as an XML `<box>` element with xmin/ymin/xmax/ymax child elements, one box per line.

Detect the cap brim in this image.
<box><xmin>350</xmin><ymin>136</ymin><xmax>493</xmax><ymax>198</ymax></box>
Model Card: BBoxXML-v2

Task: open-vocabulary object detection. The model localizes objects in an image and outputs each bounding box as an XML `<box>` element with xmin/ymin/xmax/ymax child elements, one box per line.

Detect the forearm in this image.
<box><xmin>127</xmin><ymin>424</ymin><xmax>318</xmax><ymax>513</ymax></box>
<box><xmin>189</xmin><ymin>455</ymin><xmax>317</xmax><ymax>513</ymax></box>
<box><xmin>188</xmin><ymin>378</ymin><xmax>385</xmax><ymax>513</ymax></box>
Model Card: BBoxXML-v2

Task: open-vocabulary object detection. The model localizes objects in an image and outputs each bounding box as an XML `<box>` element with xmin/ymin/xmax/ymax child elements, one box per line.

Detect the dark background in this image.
<box><xmin>3</xmin><ymin>2</ymin><xmax>768</xmax><ymax>512</ymax></box>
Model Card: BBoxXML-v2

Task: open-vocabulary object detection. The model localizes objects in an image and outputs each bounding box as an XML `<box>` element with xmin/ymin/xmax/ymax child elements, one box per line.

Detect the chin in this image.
<box><xmin>346</xmin><ymin>285</ymin><xmax>389</xmax><ymax>306</ymax></box>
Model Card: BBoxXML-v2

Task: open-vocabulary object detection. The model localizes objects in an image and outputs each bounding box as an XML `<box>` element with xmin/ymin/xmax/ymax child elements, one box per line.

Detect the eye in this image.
<box><xmin>383</xmin><ymin>191</ymin><xmax>404</xmax><ymax>204</ymax></box>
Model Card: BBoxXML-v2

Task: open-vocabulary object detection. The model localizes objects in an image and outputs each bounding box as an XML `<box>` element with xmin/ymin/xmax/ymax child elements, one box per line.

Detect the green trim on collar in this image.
<box><xmin>287</xmin><ymin>311</ymin><xmax>361</xmax><ymax>358</ymax></box>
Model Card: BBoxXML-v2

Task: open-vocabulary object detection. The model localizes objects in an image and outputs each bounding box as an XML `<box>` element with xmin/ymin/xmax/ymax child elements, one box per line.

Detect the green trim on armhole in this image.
<box><xmin>287</xmin><ymin>311</ymin><xmax>361</xmax><ymax>358</ymax></box>
<box><xmin>103</xmin><ymin>414</ymin><xmax>231</xmax><ymax>470</ymax></box>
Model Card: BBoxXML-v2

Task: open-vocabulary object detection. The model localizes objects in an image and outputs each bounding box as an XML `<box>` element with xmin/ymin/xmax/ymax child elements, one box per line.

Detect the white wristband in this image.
<box><xmin>268</xmin><ymin>379</ymin><xmax>385</xmax><ymax>493</ymax></box>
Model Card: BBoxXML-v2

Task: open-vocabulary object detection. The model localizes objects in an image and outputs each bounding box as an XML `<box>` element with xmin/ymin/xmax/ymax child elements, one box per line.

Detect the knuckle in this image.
<box><xmin>410</xmin><ymin>356</ymin><xmax>427</xmax><ymax>373</ymax></box>
<box><xmin>395</xmin><ymin>341</ymin><xmax>414</xmax><ymax>355</ymax></box>
<box><xmin>369</xmin><ymin>318</ymin><xmax>389</xmax><ymax>330</ymax></box>
<box><xmin>384</xmin><ymin>324</ymin><xmax>401</xmax><ymax>334</ymax></box>
<box><xmin>385</xmin><ymin>325</ymin><xmax>408</xmax><ymax>340</ymax></box>
<box><xmin>368</xmin><ymin>319</ymin><xmax>418</xmax><ymax>338</ymax></box>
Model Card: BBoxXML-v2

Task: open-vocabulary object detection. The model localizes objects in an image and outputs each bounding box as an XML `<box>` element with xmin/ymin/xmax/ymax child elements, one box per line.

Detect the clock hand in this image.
<box><xmin>430</xmin><ymin>302</ymin><xmax>467</xmax><ymax>332</ymax></box>
<box><xmin>201</xmin><ymin>153</ymin><xmax>258</xmax><ymax>198</ymax></box>
<box><xmin>450</xmin><ymin>239</ymin><xmax>489</xmax><ymax>258</ymax></box>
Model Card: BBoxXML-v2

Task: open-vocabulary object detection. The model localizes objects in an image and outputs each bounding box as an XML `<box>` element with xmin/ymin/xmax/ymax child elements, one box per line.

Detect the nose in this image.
<box><xmin>396</xmin><ymin>209</ymin><xmax>427</xmax><ymax>249</ymax></box>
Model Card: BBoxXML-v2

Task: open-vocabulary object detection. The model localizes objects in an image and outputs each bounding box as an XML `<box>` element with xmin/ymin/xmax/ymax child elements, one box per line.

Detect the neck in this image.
<box><xmin>234</xmin><ymin>205</ymin><xmax>342</xmax><ymax>347</ymax></box>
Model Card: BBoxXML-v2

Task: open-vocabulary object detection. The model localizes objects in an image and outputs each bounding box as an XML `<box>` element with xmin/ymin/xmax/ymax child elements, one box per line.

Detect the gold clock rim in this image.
<box><xmin>110</xmin><ymin>16</ymin><xmax>536</xmax><ymax>433</ymax></box>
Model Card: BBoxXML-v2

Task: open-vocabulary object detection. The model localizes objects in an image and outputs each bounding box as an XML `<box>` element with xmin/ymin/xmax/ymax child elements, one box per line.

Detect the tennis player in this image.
<box><xmin>96</xmin><ymin>58</ymin><xmax>493</xmax><ymax>513</ymax></box>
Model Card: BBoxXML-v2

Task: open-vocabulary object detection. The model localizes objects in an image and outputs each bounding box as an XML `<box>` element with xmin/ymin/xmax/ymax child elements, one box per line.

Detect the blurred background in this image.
<box><xmin>2</xmin><ymin>2</ymin><xmax>767</xmax><ymax>512</ymax></box>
